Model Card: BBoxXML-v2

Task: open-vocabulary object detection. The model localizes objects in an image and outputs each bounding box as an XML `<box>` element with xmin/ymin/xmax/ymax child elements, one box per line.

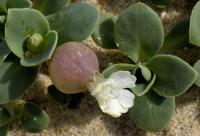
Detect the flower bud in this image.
<box><xmin>49</xmin><ymin>42</ymin><xmax>99</xmax><ymax>94</ymax></box>
<box><xmin>25</xmin><ymin>33</ymin><xmax>44</xmax><ymax>54</ymax></box>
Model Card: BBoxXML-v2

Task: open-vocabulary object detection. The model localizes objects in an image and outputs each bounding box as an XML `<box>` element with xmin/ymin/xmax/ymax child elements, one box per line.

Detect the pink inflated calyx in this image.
<box><xmin>49</xmin><ymin>42</ymin><xmax>99</xmax><ymax>94</ymax></box>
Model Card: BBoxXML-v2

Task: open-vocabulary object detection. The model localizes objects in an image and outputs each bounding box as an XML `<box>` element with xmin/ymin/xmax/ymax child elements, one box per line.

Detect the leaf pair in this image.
<box><xmin>5</xmin><ymin>3</ymin><xmax>99</xmax><ymax>67</ymax></box>
<box><xmin>0</xmin><ymin>102</ymin><xmax>49</xmax><ymax>134</ymax></box>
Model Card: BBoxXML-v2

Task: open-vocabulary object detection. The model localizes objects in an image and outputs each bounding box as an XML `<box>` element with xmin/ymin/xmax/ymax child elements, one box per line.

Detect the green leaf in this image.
<box><xmin>47</xmin><ymin>3</ymin><xmax>99</xmax><ymax>44</ymax></box>
<box><xmin>20</xmin><ymin>102</ymin><xmax>49</xmax><ymax>133</ymax></box>
<box><xmin>129</xmin><ymin>91</ymin><xmax>175</xmax><ymax>132</ymax></box>
<box><xmin>32</xmin><ymin>0</ymin><xmax>70</xmax><ymax>15</ymax></box>
<box><xmin>6</xmin><ymin>0</ymin><xmax>32</xmax><ymax>9</ymax></box>
<box><xmin>152</xmin><ymin>0</ymin><xmax>171</xmax><ymax>8</ymax></box>
<box><xmin>92</xmin><ymin>13</ymin><xmax>117</xmax><ymax>49</ymax></box>
<box><xmin>190</xmin><ymin>1</ymin><xmax>200</xmax><ymax>46</ymax></box>
<box><xmin>114</xmin><ymin>2</ymin><xmax>164</xmax><ymax>63</ymax></box>
<box><xmin>146</xmin><ymin>54</ymin><xmax>197</xmax><ymax>97</ymax></box>
<box><xmin>0</xmin><ymin>124</ymin><xmax>9</xmax><ymax>136</ymax></box>
<box><xmin>0</xmin><ymin>104</ymin><xmax>13</xmax><ymax>127</ymax></box>
<box><xmin>131</xmin><ymin>73</ymin><xmax>156</xmax><ymax>96</ymax></box>
<box><xmin>20</xmin><ymin>31</ymin><xmax>58</xmax><ymax>66</ymax></box>
<box><xmin>193</xmin><ymin>59</ymin><xmax>200</xmax><ymax>87</ymax></box>
<box><xmin>138</xmin><ymin>64</ymin><xmax>151</xmax><ymax>81</ymax></box>
<box><xmin>0</xmin><ymin>61</ymin><xmax>38</xmax><ymax>104</ymax></box>
<box><xmin>161</xmin><ymin>19</ymin><xmax>189</xmax><ymax>52</ymax></box>
<box><xmin>5</xmin><ymin>8</ymin><xmax>50</xmax><ymax>58</ymax></box>
<box><xmin>0</xmin><ymin>42</ymin><xmax>10</xmax><ymax>65</ymax></box>
<box><xmin>0</xmin><ymin>0</ymin><xmax>7</xmax><ymax>13</ymax></box>
<box><xmin>102</xmin><ymin>63</ymin><xmax>136</xmax><ymax>78</ymax></box>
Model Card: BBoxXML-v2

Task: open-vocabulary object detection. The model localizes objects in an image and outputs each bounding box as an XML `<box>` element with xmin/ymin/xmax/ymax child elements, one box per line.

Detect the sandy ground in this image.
<box><xmin>9</xmin><ymin>0</ymin><xmax>200</xmax><ymax>136</ymax></box>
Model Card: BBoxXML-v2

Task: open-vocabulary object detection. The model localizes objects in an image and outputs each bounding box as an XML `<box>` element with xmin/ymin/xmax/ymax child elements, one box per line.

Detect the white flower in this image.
<box><xmin>87</xmin><ymin>71</ymin><xmax>136</xmax><ymax>117</ymax></box>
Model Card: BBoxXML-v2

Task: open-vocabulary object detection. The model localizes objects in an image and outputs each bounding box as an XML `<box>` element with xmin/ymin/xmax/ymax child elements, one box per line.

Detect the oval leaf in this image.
<box><xmin>161</xmin><ymin>19</ymin><xmax>189</xmax><ymax>52</ymax></box>
<box><xmin>0</xmin><ymin>124</ymin><xmax>9</xmax><ymax>136</ymax></box>
<box><xmin>190</xmin><ymin>1</ymin><xmax>200</xmax><ymax>46</ymax></box>
<box><xmin>138</xmin><ymin>64</ymin><xmax>151</xmax><ymax>81</ymax></box>
<box><xmin>0</xmin><ymin>42</ymin><xmax>10</xmax><ymax>65</ymax></box>
<box><xmin>193</xmin><ymin>59</ymin><xmax>200</xmax><ymax>87</ymax></box>
<box><xmin>102</xmin><ymin>63</ymin><xmax>136</xmax><ymax>78</ymax></box>
<box><xmin>20</xmin><ymin>30</ymin><xmax>58</xmax><ymax>66</ymax></box>
<box><xmin>114</xmin><ymin>2</ymin><xmax>164</xmax><ymax>63</ymax></box>
<box><xmin>0</xmin><ymin>61</ymin><xmax>38</xmax><ymax>104</ymax></box>
<box><xmin>6</xmin><ymin>0</ymin><xmax>32</xmax><ymax>9</ymax></box>
<box><xmin>92</xmin><ymin>13</ymin><xmax>117</xmax><ymax>49</ymax></box>
<box><xmin>146</xmin><ymin>55</ymin><xmax>197</xmax><ymax>97</ymax></box>
<box><xmin>47</xmin><ymin>3</ymin><xmax>100</xmax><ymax>44</ymax></box>
<box><xmin>0</xmin><ymin>104</ymin><xmax>13</xmax><ymax>127</ymax></box>
<box><xmin>131</xmin><ymin>73</ymin><xmax>156</xmax><ymax>96</ymax></box>
<box><xmin>5</xmin><ymin>8</ymin><xmax>50</xmax><ymax>58</ymax></box>
<box><xmin>129</xmin><ymin>91</ymin><xmax>175</xmax><ymax>132</ymax></box>
<box><xmin>20</xmin><ymin>102</ymin><xmax>49</xmax><ymax>133</ymax></box>
<box><xmin>152</xmin><ymin>0</ymin><xmax>171</xmax><ymax>8</ymax></box>
<box><xmin>32</xmin><ymin>0</ymin><xmax>70</xmax><ymax>15</ymax></box>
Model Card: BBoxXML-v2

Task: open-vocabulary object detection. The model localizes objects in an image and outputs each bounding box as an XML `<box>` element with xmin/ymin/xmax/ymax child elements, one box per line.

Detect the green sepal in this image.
<box><xmin>114</xmin><ymin>2</ymin><xmax>164</xmax><ymax>63</ymax></box>
<box><xmin>102</xmin><ymin>63</ymin><xmax>136</xmax><ymax>78</ymax></box>
<box><xmin>92</xmin><ymin>12</ymin><xmax>117</xmax><ymax>49</ymax></box>
<box><xmin>20</xmin><ymin>102</ymin><xmax>49</xmax><ymax>133</ymax></box>
<box><xmin>0</xmin><ymin>61</ymin><xmax>38</xmax><ymax>104</ymax></box>
<box><xmin>129</xmin><ymin>91</ymin><xmax>175</xmax><ymax>132</ymax></box>
<box><xmin>131</xmin><ymin>73</ymin><xmax>156</xmax><ymax>96</ymax></box>
<box><xmin>47</xmin><ymin>2</ymin><xmax>100</xmax><ymax>44</ymax></box>
<box><xmin>146</xmin><ymin>54</ymin><xmax>198</xmax><ymax>97</ymax></box>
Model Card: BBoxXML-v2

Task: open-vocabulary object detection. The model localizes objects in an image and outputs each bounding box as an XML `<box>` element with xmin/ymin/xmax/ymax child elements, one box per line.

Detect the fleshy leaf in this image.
<box><xmin>32</xmin><ymin>0</ymin><xmax>70</xmax><ymax>15</ymax></box>
<box><xmin>0</xmin><ymin>61</ymin><xmax>38</xmax><ymax>104</ymax></box>
<box><xmin>131</xmin><ymin>73</ymin><xmax>156</xmax><ymax>96</ymax></box>
<box><xmin>6</xmin><ymin>0</ymin><xmax>32</xmax><ymax>9</ymax></box>
<box><xmin>161</xmin><ymin>19</ymin><xmax>189</xmax><ymax>52</ymax></box>
<box><xmin>92</xmin><ymin>13</ymin><xmax>117</xmax><ymax>49</ymax></box>
<box><xmin>0</xmin><ymin>42</ymin><xmax>10</xmax><ymax>65</ymax></box>
<box><xmin>193</xmin><ymin>59</ymin><xmax>200</xmax><ymax>87</ymax></box>
<box><xmin>152</xmin><ymin>0</ymin><xmax>171</xmax><ymax>8</ymax></box>
<box><xmin>114</xmin><ymin>2</ymin><xmax>164</xmax><ymax>63</ymax></box>
<box><xmin>0</xmin><ymin>124</ymin><xmax>9</xmax><ymax>136</ymax></box>
<box><xmin>102</xmin><ymin>63</ymin><xmax>136</xmax><ymax>78</ymax></box>
<box><xmin>5</xmin><ymin>8</ymin><xmax>50</xmax><ymax>58</ymax></box>
<box><xmin>190</xmin><ymin>1</ymin><xmax>200</xmax><ymax>46</ymax></box>
<box><xmin>129</xmin><ymin>91</ymin><xmax>175</xmax><ymax>132</ymax></box>
<box><xmin>47</xmin><ymin>3</ymin><xmax>99</xmax><ymax>44</ymax></box>
<box><xmin>0</xmin><ymin>104</ymin><xmax>13</xmax><ymax>127</ymax></box>
<box><xmin>139</xmin><ymin>64</ymin><xmax>151</xmax><ymax>81</ymax></box>
<box><xmin>146</xmin><ymin>55</ymin><xmax>197</xmax><ymax>97</ymax></box>
<box><xmin>0</xmin><ymin>0</ymin><xmax>7</xmax><ymax>13</ymax></box>
<box><xmin>20</xmin><ymin>102</ymin><xmax>49</xmax><ymax>133</ymax></box>
<box><xmin>20</xmin><ymin>31</ymin><xmax>58</xmax><ymax>66</ymax></box>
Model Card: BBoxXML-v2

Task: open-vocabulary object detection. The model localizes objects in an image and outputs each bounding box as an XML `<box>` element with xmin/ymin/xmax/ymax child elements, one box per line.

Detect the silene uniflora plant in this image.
<box><xmin>0</xmin><ymin>0</ymin><xmax>99</xmax><ymax>135</ymax></box>
<box><xmin>0</xmin><ymin>0</ymin><xmax>198</xmax><ymax>135</ymax></box>
<box><xmin>92</xmin><ymin>2</ymin><xmax>197</xmax><ymax>132</ymax></box>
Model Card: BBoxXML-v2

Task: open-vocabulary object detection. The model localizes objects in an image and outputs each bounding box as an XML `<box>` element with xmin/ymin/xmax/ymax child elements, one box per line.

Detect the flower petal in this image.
<box><xmin>117</xmin><ymin>89</ymin><xmax>135</xmax><ymax>108</ymax></box>
<box><xmin>109</xmin><ymin>71</ymin><xmax>136</xmax><ymax>89</ymax></box>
